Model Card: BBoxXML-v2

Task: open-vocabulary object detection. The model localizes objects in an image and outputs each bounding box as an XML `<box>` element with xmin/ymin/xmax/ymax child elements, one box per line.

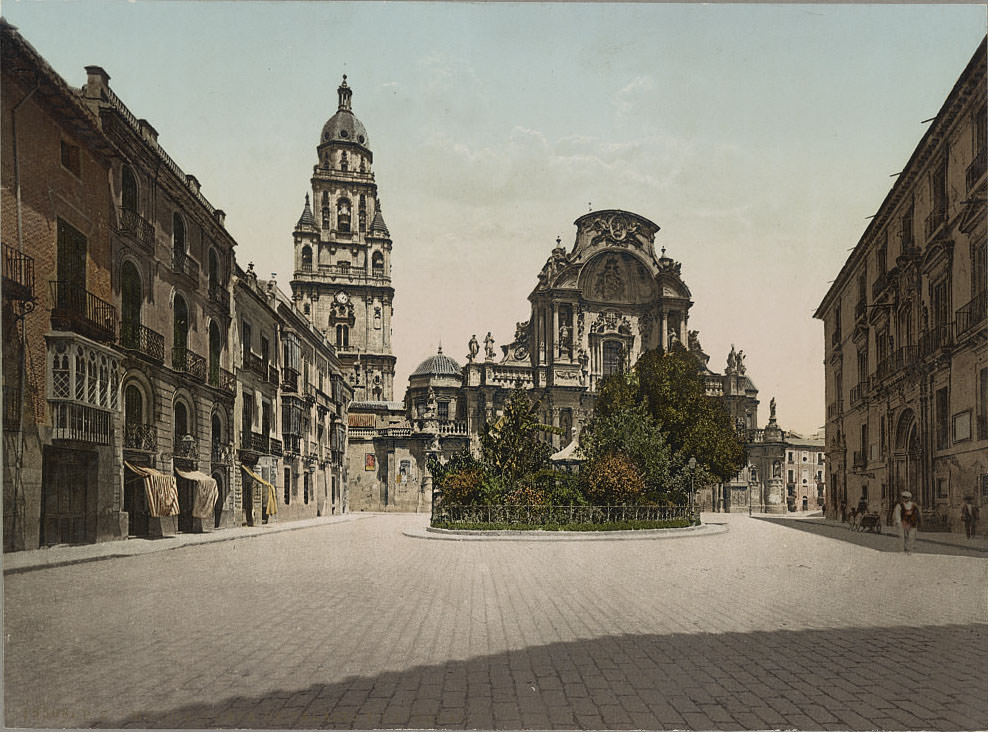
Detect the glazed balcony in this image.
<box><xmin>116</xmin><ymin>207</ymin><xmax>155</xmax><ymax>252</ymax></box>
<box><xmin>919</xmin><ymin>324</ymin><xmax>954</xmax><ymax>359</ymax></box>
<box><xmin>171</xmin><ymin>250</ymin><xmax>200</xmax><ymax>281</ymax></box>
<box><xmin>51</xmin><ymin>402</ymin><xmax>113</xmax><ymax>445</ymax></box>
<box><xmin>956</xmin><ymin>289</ymin><xmax>987</xmax><ymax>335</ymax></box>
<box><xmin>2</xmin><ymin>244</ymin><xmax>34</xmax><ymax>301</ymax></box>
<box><xmin>968</xmin><ymin>148</ymin><xmax>986</xmax><ymax>191</ymax></box>
<box><xmin>120</xmin><ymin>321</ymin><xmax>165</xmax><ymax>363</ymax></box>
<box><xmin>49</xmin><ymin>281</ymin><xmax>116</xmax><ymax>343</ymax></box>
<box><xmin>172</xmin><ymin>346</ymin><xmax>207</xmax><ymax>381</ymax></box>
<box><xmin>123</xmin><ymin>422</ymin><xmax>157</xmax><ymax>451</ymax></box>
<box><xmin>282</xmin><ymin>367</ymin><xmax>299</xmax><ymax>393</ymax></box>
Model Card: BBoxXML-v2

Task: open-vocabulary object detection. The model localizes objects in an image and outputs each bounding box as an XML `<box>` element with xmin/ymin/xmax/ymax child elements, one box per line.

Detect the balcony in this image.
<box><xmin>919</xmin><ymin>323</ymin><xmax>954</xmax><ymax>359</ymax></box>
<box><xmin>874</xmin><ymin>345</ymin><xmax>919</xmax><ymax>383</ymax></box>
<box><xmin>925</xmin><ymin>206</ymin><xmax>947</xmax><ymax>240</ymax></box>
<box><xmin>49</xmin><ymin>281</ymin><xmax>116</xmax><ymax>343</ymax></box>
<box><xmin>898</xmin><ymin>245</ymin><xmax>921</xmax><ymax>264</ymax></box>
<box><xmin>968</xmin><ymin>148</ymin><xmax>986</xmax><ymax>191</ymax></box>
<box><xmin>267</xmin><ymin>365</ymin><xmax>281</xmax><ymax>386</ymax></box>
<box><xmin>241</xmin><ymin>429</ymin><xmax>270</xmax><ymax>455</ymax></box>
<box><xmin>116</xmin><ymin>207</ymin><xmax>155</xmax><ymax>252</ymax></box>
<box><xmin>171</xmin><ymin>250</ymin><xmax>200</xmax><ymax>281</ymax></box>
<box><xmin>282</xmin><ymin>435</ymin><xmax>301</xmax><ymax>455</ymax></box>
<box><xmin>211</xmin><ymin>442</ymin><xmax>233</xmax><ymax>464</ymax></box>
<box><xmin>849</xmin><ymin>380</ymin><xmax>870</xmax><ymax>407</ymax></box>
<box><xmin>303</xmin><ymin>382</ymin><xmax>316</xmax><ymax>405</ymax></box>
<box><xmin>120</xmin><ymin>321</ymin><xmax>164</xmax><ymax>362</ymax></box>
<box><xmin>439</xmin><ymin>421</ymin><xmax>469</xmax><ymax>435</ymax></box>
<box><xmin>852</xmin><ymin>450</ymin><xmax>867</xmax><ymax>469</ymax></box>
<box><xmin>827</xmin><ymin>401</ymin><xmax>843</xmax><ymax>420</ymax></box>
<box><xmin>208</xmin><ymin>366</ymin><xmax>236</xmax><ymax>394</ymax></box>
<box><xmin>4</xmin><ymin>385</ymin><xmax>20</xmax><ymax>431</ymax></box>
<box><xmin>2</xmin><ymin>244</ymin><xmax>34</xmax><ymax>301</ymax></box>
<box><xmin>208</xmin><ymin>284</ymin><xmax>230</xmax><ymax>313</ymax></box>
<box><xmin>51</xmin><ymin>402</ymin><xmax>113</xmax><ymax>445</ymax></box>
<box><xmin>956</xmin><ymin>290</ymin><xmax>987</xmax><ymax>335</ymax></box>
<box><xmin>172</xmin><ymin>346</ymin><xmax>207</xmax><ymax>381</ymax></box>
<box><xmin>123</xmin><ymin>422</ymin><xmax>157</xmax><ymax>451</ymax></box>
<box><xmin>244</xmin><ymin>351</ymin><xmax>268</xmax><ymax>380</ymax></box>
<box><xmin>269</xmin><ymin>437</ymin><xmax>283</xmax><ymax>457</ymax></box>
<box><xmin>282</xmin><ymin>367</ymin><xmax>299</xmax><ymax>393</ymax></box>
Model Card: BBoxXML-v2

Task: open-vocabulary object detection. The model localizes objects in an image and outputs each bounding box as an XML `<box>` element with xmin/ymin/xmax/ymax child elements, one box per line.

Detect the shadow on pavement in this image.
<box><xmin>754</xmin><ymin>516</ymin><xmax>987</xmax><ymax>558</ymax></box>
<box><xmin>79</xmin><ymin>624</ymin><xmax>987</xmax><ymax>731</ymax></box>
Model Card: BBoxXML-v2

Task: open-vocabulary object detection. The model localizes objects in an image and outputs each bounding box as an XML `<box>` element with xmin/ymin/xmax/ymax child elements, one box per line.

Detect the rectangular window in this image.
<box><xmin>787</xmin><ymin>469</ymin><xmax>794</xmax><ymax>483</ymax></box>
<box><xmin>901</xmin><ymin>205</ymin><xmax>914</xmax><ymax>248</ymax></box>
<box><xmin>936</xmin><ymin>387</ymin><xmax>949</xmax><ymax>450</ymax></box>
<box><xmin>242</xmin><ymin>392</ymin><xmax>254</xmax><ymax>434</ymax></box>
<box><xmin>787</xmin><ymin>451</ymin><xmax>793</xmax><ymax>462</ymax></box>
<box><xmin>241</xmin><ymin>321</ymin><xmax>252</xmax><ymax>361</ymax></box>
<box><xmin>60</xmin><ymin>140</ymin><xmax>81</xmax><ymax>177</ymax></box>
<box><xmin>930</xmin><ymin>278</ymin><xmax>950</xmax><ymax>328</ymax></box>
<box><xmin>437</xmin><ymin>401</ymin><xmax>449</xmax><ymax>421</ymax></box>
<box><xmin>953</xmin><ymin>410</ymin><xmax>972</xmax><ymax>443</ymax></box>
<box><xmin>877</xmin><ymin>241</ymin><xmax>887</xmax><ymax>276</ymax></box>
<box><xmin>936</xmin><ymin>478</ymin><xmax>948</xmax><ymax>500</ymax></box>
<box><xmin>260</xmin><ymin>336</ymin><xmax>269</xmax><ymax>364</ymax></box>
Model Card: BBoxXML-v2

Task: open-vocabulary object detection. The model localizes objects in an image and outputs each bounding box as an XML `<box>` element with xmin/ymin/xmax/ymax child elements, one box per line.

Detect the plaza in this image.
<box><xmin>4</xmin><ymin>513</ymin><xmax>986</xmax><ymax>730</ymax></box>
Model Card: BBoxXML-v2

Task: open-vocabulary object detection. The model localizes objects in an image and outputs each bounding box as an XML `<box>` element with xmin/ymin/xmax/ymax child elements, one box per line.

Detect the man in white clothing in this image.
<box><xmin>893</xmin><ymin>490</ymin><xmax>921</xmax><ymax>554</ymax></box>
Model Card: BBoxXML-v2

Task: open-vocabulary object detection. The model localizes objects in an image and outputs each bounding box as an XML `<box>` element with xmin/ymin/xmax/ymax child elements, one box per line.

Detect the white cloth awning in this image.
<box><xmin>550</xmin><ymin>438</ymin><xmax>585</xmax><ymax>463</ymax></box>
<box><xmin>124</xmin><ymin>461</ymin><xmax>180</xmax><ymax>517</ymax></box>
<box><xmin>175</xmin><ymin>469</ymin><xmax>219</xmax><ymax>519</ymax></box>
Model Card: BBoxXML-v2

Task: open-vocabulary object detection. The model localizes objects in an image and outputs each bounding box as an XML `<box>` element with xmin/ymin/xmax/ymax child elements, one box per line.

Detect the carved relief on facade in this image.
<box><xmin>587</xmin><ymin>212</ymin><xmax>645</xmax><ymax>249</ymax></box>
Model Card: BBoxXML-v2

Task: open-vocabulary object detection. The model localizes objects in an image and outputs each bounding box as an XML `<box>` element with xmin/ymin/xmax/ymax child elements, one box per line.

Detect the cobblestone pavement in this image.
<box><xmin>4</xmin><ymin>512</ymin><xmax>986</xmax><ymax>730</ymax></box>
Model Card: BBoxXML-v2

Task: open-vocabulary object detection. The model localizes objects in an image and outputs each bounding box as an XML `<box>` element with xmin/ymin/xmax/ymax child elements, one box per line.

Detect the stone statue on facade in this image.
<box><xmin>727</xmin><ymin>344</ymin><xmax>737</xmax><ymax>373</ymax></box>
<box><xmin>688</xmin><ymin>329</ymin><xmax>701</xmax><ymax>353</ymax></box>
<box><xmin>467</xmin><ymin>334</ymin><xmax>479</xmax><ymax>363</ymax></box>
<box><xmin>668</xmin><ymin>328</ymin><xmax>679</xmax><ymax>347</ymax></box>
<box><xmin>736</xmin><ymin>349</ymin><xmax>746</xmax><ymax>376</ymax></box>
<box><xmin>770</xmin><ymin>397</ymin><xmax>777</xmax><ymax>421</ymax></box>
<box><xmin>484</xmin><ymin>332</ymin><xmax>496</xmax><ymax>361</ymax></box>
<box><xmin>424</xmin><ymin>386</ymin><xmax>437</xmax><ymax>419</ymax></box>
<box><xmin>559</xmin><ymin>323</ymin><xmax>572</xmax><ymax>359</ymax></box>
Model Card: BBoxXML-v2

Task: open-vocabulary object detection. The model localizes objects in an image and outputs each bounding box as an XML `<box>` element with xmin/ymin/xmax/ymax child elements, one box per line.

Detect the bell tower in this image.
<box><xmin>291</xmin><ymin>75</ymin><xmax>396</xmax><ymax>401</ymax></box>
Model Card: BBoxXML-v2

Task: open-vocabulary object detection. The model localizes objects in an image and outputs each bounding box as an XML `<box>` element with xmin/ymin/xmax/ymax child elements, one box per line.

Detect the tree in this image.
<box><xmin>480</xmin><ymin>387</ymin><xmax>558</xmax><ymax>486</ymax></box>
<box><xmin>582</xmin><ymin>453</ymin><xmax>645</xmax><ymax>505</ymax></box>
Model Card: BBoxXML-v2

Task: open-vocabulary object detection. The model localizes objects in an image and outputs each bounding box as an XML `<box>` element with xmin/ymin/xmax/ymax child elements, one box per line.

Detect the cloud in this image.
<box><xmin>615</xmin><ymin>74</ymin><xmax>656</xmax><ymax>116</ymax></box>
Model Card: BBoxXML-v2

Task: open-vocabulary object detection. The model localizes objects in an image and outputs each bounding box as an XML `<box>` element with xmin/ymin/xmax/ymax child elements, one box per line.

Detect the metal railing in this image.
<box><xmin>244</xmin><ymin>351</ymin><xmax>267</xmax><ymax>379</ymax></box>
<box><xmin>208</xmin><ymin>366</ymin><xmax>236</xmax><ymax>394</ymax></box>
<box><xmin>120</xmin><ymin>321</ymin><xmax>165</xmax><ymax>362</ymax></box>
<box><xmin>968</xmin><ymin>148</ymin><xmax>986</xmax><ymax>191</ymax></box>
<box><xmin>849</xmin><ymin>380</ymin><xmax>870</xmax><ymax>407</ymax></box>
<box><xmin>211</xmin><ymin>442</ymin><xmax>232</xmax><ymax>464</ymax></box>
<box><xmin>171</xmin><ymin>250</ymin><xmax>200</xmax><ymax>280</ymax></box>
<box><xmin>270</xmin><ymin>438</ymin><xmax>283</xmax><ymax>457</ymax></box>
<box><xmin>956</xmin><ymin>290</ymin><xmax>987</xmax><ymax>335</ymax></box>
<box><xmin>282</xmin><ymin>435</ymin><xmax>301</xmax><ymax>455</ymax></box>
<box><xmin>827</xmin><ymin>401</ymin><xmax>843</xmax><ymax>419</ymax></box>
<box><xmin>2</xmin><ymin>244</ymin><xmax>34</xmax><ymax>301</ymax></box>
<box><xmin>241</xmin><ymin>429</ymin><xmax>271</xmax><ymax>455</ymax></box>
<box><xmin>830</xmin><ymin>330</ymin><xmax>841</xmax><ymax>348</ymax></box>
<box><xmin>433</xmin><ymin>504</ymin><xmax>698</xmax><ymax>526</ymax></box>
<box><xmin>123</xmin><ymin>423</ymin><xmax>157</xmax><ymax>451</ymax></box>
<box><xmin>919</xmin><ymin>324</ymin><xmax>954</xmax><ymax>358</ymax></box>
<box><xmin>117</xmin><ymin>207</ymin><xmax>155</xmax><ymax>251</ymax></box>
<box><xmin>268</xmin><ymin>365</ymin><xmax>281</xmax><ymax>386</ymax></box>
<box><xmin>51</xmin><ymin>402</ymin><xmax>113</xmax><ymax>445</ymax></box>
<box><xmin>49</xmin><ymin>281</ymin><xmax>116</xmax><ymax>342</ymax></box>
<box><xmin>208</xmin><ymin>284</ymin><xmax>230</xmax><ymax>311</ymax></box>
<box><xmin>873</xmin><ymin>346</ymin><xmax>919</xmax><ymax>383</ymax></box>
<box><xmin>852</xmin><ymin>450</ymin><xmax>867</xmax><ymax>469</ymax></box>
<box><xmin>172</xmin><ymin>346</ymin><xmax>207</xmax><ymax>381</ymax></box>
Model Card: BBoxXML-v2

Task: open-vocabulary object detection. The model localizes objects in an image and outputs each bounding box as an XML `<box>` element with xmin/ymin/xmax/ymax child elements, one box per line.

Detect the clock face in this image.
<box><xmin>335</xmin><ymin>291</ymin><xmax>349</xmax><ymax>305</ymax></box>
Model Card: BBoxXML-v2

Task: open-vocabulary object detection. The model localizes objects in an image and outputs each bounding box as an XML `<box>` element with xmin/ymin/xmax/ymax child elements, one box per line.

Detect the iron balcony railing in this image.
<box><xmin>919</xmin><ymin>323</ymin><xmax>954</xmax><ymax>359</ymax></box>
<box><xmin>240</xmin><ymin>429</ymin><xmax>270</xmax><ymax>455</ymax></box>
<box><xmin>171</xmin><ymin>250</ymin><xmax>200</xmax><ymax>281</ymax></box>
<box><xmin>120</xmin><ymin>321</ymin><xmax>165</xmax><ymax>362</ymax></box>
<box><xmin>244</xmin><ymin>351</ymin><xmax>267</xmax><ymax>379</ymax></box>
<box><xmin>830</xmin><ymin>329</ymin><xmax>841</xmax><ymax>348</ymax></box>
<box><xmin>117</xmin><ymin>207</ymin><xmax>155</xmax><ymax>251</ymax></box>
<box><xmin>2</xmin><ymin>244</ymin><xmax>34</xmax><ymax>301</ymax></box>
<box><xmin>211</xmin><ymin>442</ymin><xmax>233</xmax><ymax>464</ymax></box>
<box><xmin>282</xmin><ymin>435</ymin><xmax>301</xmax><ymax>455</ymax></box>
<box><xmin>956</xmin><ymin>290</ymin><xmax>987</xmax><ymax>335</ymax></box>
<box><xmin>267</xmin><ymin>365</ymin><xmax>281</xmax><ymax>386</ymax></box>
<box><xmin>433</xmin><ymin>504</ymin><xmax>698</xmax><ymax>526</ymax></box>
<box><xmin>49</xmin><ymin>281</ymin><xmax>116</xmax><ymax>343</ymax></box>
<box><xmin>269</xmin><ymin>437</ymin><xmax>283</xmax><ymax>457</ymax></box>
<box><xmin>208</xmin><ymin>365</ymin><xmax>237</xmax><ymax>394</ymax></box>
<box><xmin>208</xmin><ymin>283</ymin><xmax>230</xmax><ymax>312</ymax></box>
<box><xmin>849</xmin><ymin>380</ymin><xmax>870</xmax><ymax>407</ymax></box>
<box><xmin>172</xmin><ymin>346</ymin><xmax>207</xmax><ymax>381</ymax></box>
<box><xmin>123</xmin><ymin>423</ymin><xmax>157</xmax><ymax>451</ymax></box>
<box><xmin>827</xmin><ymin>401</ymin><xmax>843</xmax><ymax>419</ymax></box>
<box><xmin>968</xmin><ymin>148</ymin><xmax>986</xmax><ymax>191</ymax></box>
<box><xmin>873</xmin><ymin>345</ymin><xmax>919</xmax><ymax>383</ymax></box>
<box><xmin>51</xmin><ymin>402</ymin><xmax>113</xmax><ymax>445</ymax></box>
<box><xmin>852</xmin><ymin>450</ymin><xmax>867</xmax><ymax>469</ymax></box>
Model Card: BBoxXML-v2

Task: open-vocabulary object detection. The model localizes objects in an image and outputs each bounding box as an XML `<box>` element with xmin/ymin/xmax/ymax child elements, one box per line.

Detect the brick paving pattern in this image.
<box><xmin>4</xmin><ymin>512</ymin><xmax>986</xmax><ymax>730</ymax></box>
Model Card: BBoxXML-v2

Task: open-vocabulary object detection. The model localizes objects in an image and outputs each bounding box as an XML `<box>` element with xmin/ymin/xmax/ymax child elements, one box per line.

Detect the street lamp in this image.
<box><xmin>688</xmin><ymin>456</ymin><xmax>697</xmax><ymax>524</ymax></box>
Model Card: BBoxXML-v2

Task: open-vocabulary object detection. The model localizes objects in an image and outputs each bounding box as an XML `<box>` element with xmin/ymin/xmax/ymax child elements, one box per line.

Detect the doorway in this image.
<box><xmin>42</xmin><ymin>447</ymin><xmax>95</xmax><ymax>546</ymax></box>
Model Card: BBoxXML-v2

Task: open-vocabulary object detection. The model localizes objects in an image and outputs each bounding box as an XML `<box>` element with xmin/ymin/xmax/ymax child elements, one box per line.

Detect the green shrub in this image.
<box><xmin>583</xmin><ymin>452</ymin><xmax>645</xmax><ymax>505</ymax></box>
<box><xmin>432</xmin><ymin>518</ymin><xmax>693</xmax><ymax>531</ymax></box>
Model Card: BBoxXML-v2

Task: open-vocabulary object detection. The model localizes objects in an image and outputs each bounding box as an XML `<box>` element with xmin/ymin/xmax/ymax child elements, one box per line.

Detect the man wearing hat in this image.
<box><xmin>960</xmin><ymin>496</ymin><xmax>979</xmax><ymax>540</ymax></box>
<box><xmin>893</xmin><ymin>490</ymin><xmax>921</xmax><ymax>553</ymax></box>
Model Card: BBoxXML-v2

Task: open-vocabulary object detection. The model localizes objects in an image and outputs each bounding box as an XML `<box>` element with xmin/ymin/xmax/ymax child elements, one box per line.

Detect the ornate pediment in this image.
<box><xmin>587</xmin><ymin>212</ymin><xmax>649</xmax><ymax>249</ymax></box>
<box><xmin>579</xmin><ymin>252</ymin><xmax>656</xmax><ymax>305</ymax></box>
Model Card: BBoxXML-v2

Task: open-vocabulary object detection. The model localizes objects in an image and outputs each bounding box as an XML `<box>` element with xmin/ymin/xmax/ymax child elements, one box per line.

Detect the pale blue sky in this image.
<box><xmin>6</xmin><ymin>2</ymin><xmax>985</xmax><ymax>434</ymax></box>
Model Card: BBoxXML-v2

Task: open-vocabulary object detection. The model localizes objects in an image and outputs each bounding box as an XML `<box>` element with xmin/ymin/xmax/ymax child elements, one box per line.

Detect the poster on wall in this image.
<box><xmin>364</xmin><ymin>454</ymin><xmax>376</xmax><ymax>471</ymax></box>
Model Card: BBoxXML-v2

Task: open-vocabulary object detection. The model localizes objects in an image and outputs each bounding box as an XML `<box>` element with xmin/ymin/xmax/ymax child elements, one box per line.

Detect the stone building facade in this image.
<box><xmin>290</xmin><ymin>77</ymin><xmax>396</xmax><ymax>402</ymax></box>
<box><xmin>815</xmin><ymin>37</ymin><xmax>986</xmax><ymax>533</ymax></box>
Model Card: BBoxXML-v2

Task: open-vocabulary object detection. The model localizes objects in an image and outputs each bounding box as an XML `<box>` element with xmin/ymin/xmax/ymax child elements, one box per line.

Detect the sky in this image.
<box><xmin>6</xmin><ymin>2</ymin><xmax>985</xmax><ymax>436</ymax></box>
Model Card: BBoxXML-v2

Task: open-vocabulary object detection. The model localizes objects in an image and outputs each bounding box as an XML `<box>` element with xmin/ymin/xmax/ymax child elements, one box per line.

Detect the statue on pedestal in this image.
<box><xmin>484</xmin><ymin>332</ymin><xmax>496</xmax><ymax>361</ymax></box>
<box><xmin>769</xmin><ymin>397</ymin><xmax>777</xmax><ymax>421</ymax></box>
<box><xmin>467</xmin><ymin>334</ymin><xmax>479</xmax><ymax>363</ymax></box>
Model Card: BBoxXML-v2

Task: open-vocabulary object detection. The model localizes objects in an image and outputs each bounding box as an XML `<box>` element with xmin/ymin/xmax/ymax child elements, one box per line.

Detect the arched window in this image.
<box><xmin>121</xmin><ymin>166</ymin><xmax>138</xmax><ymax>213</ymax></box>
<box><xmin>336</xmin><ymin>324</ymin><xmax>349</xmax><ymax>350</ymax></box>
<box><xmin>121</xmin><ymin>261</ymin><xmax>142</xmax><ymax>347</ymax></box>
<box><xmin>340</xmin><ymin>152</ymin><xmax>348</xmax><ymax>172</ymax></box>
<box><xmin>301</xmin><ymin>246</ymin><xmax>313</xmax><ymax>271</ymax></box>
<box><xmin>602</xmin><ymin>341</ymin><xmax>623</xmax><ymax>377</ymax></box>
<box><xmin>174</xmin><ymin>401</ymin><xmax>188</xmax><ymax>442</ymax></box>
<box><xmin>372</xmin><ymin>252</ymin><xmax>384</xmax><ymax>277</ymax></box>
<box><xmin>211</xmin><ymin>412</ymin><xmax>223</xmax><ymax>445</ymax></box>
<box><xmin>125</xmin><ymin>385</ymin><xmax>143</xmax><ymax>427</ymax></box>
<box><xmin>172</xmin><ymin>213</ymin><xmax>186</xmax><ymax>257</ymax></box>
<box><xmin>337</xmin><ymin>198</ymin><xmax>351</xmax><ymax>233</ymax></box>
<box><xmin>359</xmin><ymin>211</ymin><xmax>367</xmax><ymax>232</ymax></box>
<box><xmin>209</xmin><ymin>321</ymin><xmax>222</xmax><ymax>386</ymax></box>
<box><xmin>322</xmin><ymin>207</ymin><xmax>330</xmax><ymax>228</ymax></box>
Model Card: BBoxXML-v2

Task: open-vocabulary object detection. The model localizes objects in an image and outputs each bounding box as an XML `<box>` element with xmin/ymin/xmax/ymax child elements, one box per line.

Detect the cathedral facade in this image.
<box><xmin>290</xmin><ymin>77</ymin><xmax>396</xmax><ymax>403</ymax></box>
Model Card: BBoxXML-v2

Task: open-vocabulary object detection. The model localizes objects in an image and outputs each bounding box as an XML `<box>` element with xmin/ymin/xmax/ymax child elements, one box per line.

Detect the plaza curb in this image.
<box><xmin>402</xmin><ymin>521</ymin><xmax>729</xmax><ymax>541</ymax></box>
<box><xmin>2</xmin><ymin>513</ymin><xmax>370</xmax><ymax>575</ymax></box>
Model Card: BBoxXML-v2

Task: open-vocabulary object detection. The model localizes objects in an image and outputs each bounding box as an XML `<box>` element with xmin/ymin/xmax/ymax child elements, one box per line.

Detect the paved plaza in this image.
<box><xmin>3</xmin><ymin>512</ymin><xmax>986</xmax><ymax>730</ymax></box>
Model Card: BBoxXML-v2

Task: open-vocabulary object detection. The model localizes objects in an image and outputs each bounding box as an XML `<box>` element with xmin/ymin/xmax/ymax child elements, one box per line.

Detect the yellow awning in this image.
<box><xmin>240</xmin><ymin>464</ymin><xmax>278</xmax><ymax>515</ymax></box>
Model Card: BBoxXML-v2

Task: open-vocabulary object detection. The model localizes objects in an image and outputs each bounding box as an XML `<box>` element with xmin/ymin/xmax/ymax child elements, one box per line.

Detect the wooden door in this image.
<box><xmin>42</xmin><ymin>449</ymin><xmax>92</xmax><ymax>546</ymax></box>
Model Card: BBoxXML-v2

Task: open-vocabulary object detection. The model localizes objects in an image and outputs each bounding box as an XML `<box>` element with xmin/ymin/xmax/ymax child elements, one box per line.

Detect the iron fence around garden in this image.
<box><xmin>432</xmin><ymin>504</ymin><xmax>698</xmax><ymax>526</ymax></box>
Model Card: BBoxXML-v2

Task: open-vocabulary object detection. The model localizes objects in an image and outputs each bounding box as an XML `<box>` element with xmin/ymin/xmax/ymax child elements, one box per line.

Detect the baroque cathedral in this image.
<box><xmin>292</xmin><ymin>77</ymin><xmax>810</xmax><ymax>514</ymax></box>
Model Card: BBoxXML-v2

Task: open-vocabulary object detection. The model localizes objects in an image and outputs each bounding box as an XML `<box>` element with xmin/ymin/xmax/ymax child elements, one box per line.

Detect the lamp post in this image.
<box><xmin>688</xmin><ymin>456</ymin><xmax>697</xmax><ymax>524</ymax></box>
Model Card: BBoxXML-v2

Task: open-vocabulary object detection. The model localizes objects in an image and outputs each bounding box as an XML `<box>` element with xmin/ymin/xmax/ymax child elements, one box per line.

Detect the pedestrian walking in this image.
<box><xmin>960</xmin><ymin>496</ymin><xmax>979</xmax><ymax>540</ymax></box>
<box><xmin>893</xmin><ymin>491</ymin><xmax>921</xmax><ymax>554</ymax></box>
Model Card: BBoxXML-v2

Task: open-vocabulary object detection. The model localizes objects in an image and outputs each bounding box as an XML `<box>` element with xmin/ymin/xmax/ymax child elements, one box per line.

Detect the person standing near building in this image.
<box><xmin>893</xmin><ymin>491</ymin><xmax>921</xmax><ymax>553</ymax></box>
<box><xmin>960</xmin><ymin>496</ymin><xmax>979</xmax><ymax>540</ymax></box>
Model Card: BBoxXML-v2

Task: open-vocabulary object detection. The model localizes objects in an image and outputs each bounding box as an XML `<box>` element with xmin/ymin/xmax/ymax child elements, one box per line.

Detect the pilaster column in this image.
<box><xmin>661</xmin><ymin>311</ymin><xmax>668</xmax><ymax>351</ymax></box>
<box><xmin>552</xmin><ymin>304</ymin><xmax>559</xmax><ymax>360</ymax></box>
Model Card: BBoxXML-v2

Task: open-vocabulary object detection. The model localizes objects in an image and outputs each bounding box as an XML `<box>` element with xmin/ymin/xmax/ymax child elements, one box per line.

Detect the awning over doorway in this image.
<box><xmin>124</xmin><ymin>461</ymin><xmax>179</xmax><ymax>518</ymax></box>
<box><xmin>240</xmin><ymin>464</ymin><xmax>278</xmax><ymax>516</ymax></box>
<box><xmin>175</xmin><ymin>469</ymin><xmax>219</xmax><ymax>519</ymax></box>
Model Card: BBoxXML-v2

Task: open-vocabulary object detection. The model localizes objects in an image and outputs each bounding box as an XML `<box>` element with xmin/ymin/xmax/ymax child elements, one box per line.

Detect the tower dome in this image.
<box><xmin>410</xmin><ymin>347</ymin><xmax>463</xmax><ymax>378</ymax></box>
<box><xmin>320</xmin><ymin>75</ymin><xmax>370</xmax><ymax>149</ymax></box>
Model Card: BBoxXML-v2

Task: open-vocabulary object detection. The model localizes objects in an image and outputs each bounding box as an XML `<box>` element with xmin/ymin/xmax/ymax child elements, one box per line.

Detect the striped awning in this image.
<box><xmin>124</xmin><ymin>461</ymin><xmax>179</xmax><ymax>518</ymax></box>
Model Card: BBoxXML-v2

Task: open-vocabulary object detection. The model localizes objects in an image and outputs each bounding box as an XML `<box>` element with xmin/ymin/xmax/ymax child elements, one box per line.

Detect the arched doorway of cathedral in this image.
<box><xmin>893</xmin><ymin>409</ymin><xmax>922</xmax><ymax>505</ymax></box>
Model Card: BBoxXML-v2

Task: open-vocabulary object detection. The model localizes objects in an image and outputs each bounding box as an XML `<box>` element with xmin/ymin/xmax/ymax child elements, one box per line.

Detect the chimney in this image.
<box><xmin>84</xmin><ymin>65</ymin><xmax>110</xmax><ymax>100</ymax></box>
